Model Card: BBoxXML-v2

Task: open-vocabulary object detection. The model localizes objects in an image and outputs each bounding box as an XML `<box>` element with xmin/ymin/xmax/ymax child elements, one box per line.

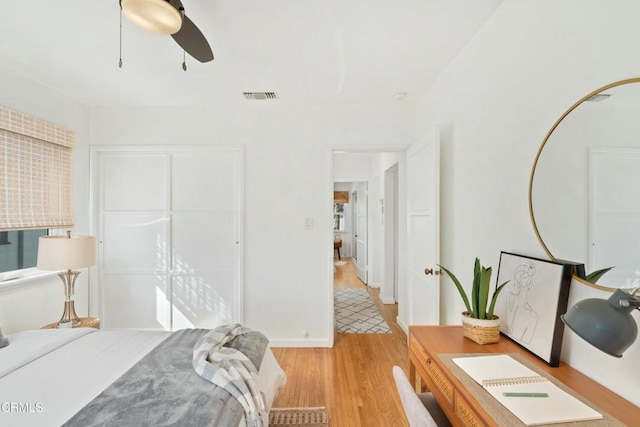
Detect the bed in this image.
<box><xmin>0</xmin><ymin>326</ymin><xmax>287</xmax><ymax>426</ymax></box>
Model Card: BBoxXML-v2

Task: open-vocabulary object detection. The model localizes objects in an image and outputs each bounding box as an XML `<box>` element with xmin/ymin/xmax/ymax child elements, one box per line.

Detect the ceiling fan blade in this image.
<box><xmin>171</xmin><ymin>14</ymin><xmax>214</xmax><ymax>62</ymax></box>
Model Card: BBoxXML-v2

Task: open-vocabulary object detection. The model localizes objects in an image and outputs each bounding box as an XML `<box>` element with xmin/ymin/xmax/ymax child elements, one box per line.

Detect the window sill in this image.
<box><xmin>0</xmin><ymin>268</ymin><xmax>58</xmax><ymax>292</ymax></box>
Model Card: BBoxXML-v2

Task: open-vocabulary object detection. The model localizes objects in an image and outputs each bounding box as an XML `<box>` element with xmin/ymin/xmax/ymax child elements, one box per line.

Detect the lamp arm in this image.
<box><xmin>619</xmin><ymin>299</ymin><xmax>640</xmax><ymax>309</ymax></box>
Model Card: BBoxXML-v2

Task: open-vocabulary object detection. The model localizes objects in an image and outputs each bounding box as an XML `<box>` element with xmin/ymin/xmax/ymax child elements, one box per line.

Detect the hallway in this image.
<box><xmin>271</xmin><ymin>258</ymin><xmax>409</xmax><ymax>426</ymax></box>
<box><xmin>333</xmin><ymin>258</ymin><xmax>404</xmax><ymax>339</ymax></box>
<box><xmin>333</xmin><ymin>257</ymin><xmax>365</xmax><ymax>288</ymax></box>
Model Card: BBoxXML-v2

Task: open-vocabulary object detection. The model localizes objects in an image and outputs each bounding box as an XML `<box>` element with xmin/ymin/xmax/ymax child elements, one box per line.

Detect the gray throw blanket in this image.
<box><xmin>64</xmin><ymin>328</ymin><xmax>268</xmax><ymax>427</ymax></box>
<box><xmin>193</xmin><ymin>324</ymin><xmax>267</xmax><ymax>427</ymax></box>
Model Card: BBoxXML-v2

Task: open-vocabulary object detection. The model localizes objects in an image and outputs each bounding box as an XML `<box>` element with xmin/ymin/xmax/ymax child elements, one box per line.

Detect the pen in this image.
<box><xmin>503</xmin><ymin>392</ymin><xmax>549</xmax><ymax>398</ymax></box>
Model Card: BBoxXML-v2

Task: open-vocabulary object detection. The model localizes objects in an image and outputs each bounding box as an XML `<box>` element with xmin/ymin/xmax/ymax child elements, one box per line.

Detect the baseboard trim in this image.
<box><xmin>269</xmin><ymin>338</ymin><xmax>332</xmax><ymax>348</ymax></box>
<box><xmin>396</xmin><ymin>316</ymin><xmax>408</xmax><ymax>334</ymax></box>
<box><xmin>379</xmin><ymin>295</ymin><xmax>396</xmax><ymax>304</ymax></box>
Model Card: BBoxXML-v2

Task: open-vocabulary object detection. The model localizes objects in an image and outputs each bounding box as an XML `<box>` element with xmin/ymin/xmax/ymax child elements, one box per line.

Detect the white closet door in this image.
<box><xmin>170</xmin><ymin>150</ymin><xmax>242</xmax><ymax>329</ymax></box>
<box><xmin>94</xmin><ymin>147</ymin><xmax>243</xmax><ymax>330</ymax></box>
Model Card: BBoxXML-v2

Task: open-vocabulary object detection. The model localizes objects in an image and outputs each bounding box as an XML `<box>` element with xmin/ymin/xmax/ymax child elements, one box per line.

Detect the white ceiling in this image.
<box><xmin>0</xmin><ymin>0</ymin><xmax>503</xmax><ymax>107</ymax></box>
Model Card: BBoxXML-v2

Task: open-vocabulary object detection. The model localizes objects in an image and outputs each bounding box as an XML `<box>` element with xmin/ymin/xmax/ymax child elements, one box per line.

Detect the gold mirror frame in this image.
<box><xmin>529</xmin><ymin>77</ymin><xmax>640</xmax><ymax>292</ymax></box>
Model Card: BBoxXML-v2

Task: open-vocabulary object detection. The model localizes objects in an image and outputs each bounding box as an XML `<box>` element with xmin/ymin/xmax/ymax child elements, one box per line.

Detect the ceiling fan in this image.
<box><xmin>119</xmin><ymin>0</ymin><xmax>214</xmax><ymax>64</ymax></box>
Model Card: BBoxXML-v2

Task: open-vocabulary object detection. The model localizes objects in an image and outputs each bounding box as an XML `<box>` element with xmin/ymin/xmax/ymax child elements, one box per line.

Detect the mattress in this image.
<box><xmin>0</xmin><ymin>328</ymin><xmax>286</xmax><ymax>426</ymax></box>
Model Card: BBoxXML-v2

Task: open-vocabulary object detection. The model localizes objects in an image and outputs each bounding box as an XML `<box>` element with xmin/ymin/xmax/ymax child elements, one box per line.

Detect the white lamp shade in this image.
<box><xmin>121</xmin><ymin>0</ymin><xmax>182</xmax><ymax>35</ymax></box>
<box><xmin>37</xmin><ymin>235</ymin><xmax>97</xmax><ymax>271</ymax></box>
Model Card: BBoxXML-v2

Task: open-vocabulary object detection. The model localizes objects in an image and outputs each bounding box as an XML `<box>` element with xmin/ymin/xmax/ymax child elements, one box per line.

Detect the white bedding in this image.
<box><xmin>0</xmin><ymin>328</ymin><xmax>286</xmax><ymax>427</ymax></box>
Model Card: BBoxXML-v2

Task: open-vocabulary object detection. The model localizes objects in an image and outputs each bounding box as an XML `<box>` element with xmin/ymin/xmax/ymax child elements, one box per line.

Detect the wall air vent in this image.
<box><xmin>586</xmin><ymin>93</ymin><xmax>611</xmax><ymax>102</ymax></box>
<box><xmin>243</xmin><ymin>92</ymin><xmax>278</xmax><ymax>100</ymax></box>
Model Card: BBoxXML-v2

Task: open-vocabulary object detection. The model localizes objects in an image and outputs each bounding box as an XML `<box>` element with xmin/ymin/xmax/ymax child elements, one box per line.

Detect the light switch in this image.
<box><xmin>305</xmin><ymin>217</ymin><xmax>314</xmax><ymax>229</ymax></box>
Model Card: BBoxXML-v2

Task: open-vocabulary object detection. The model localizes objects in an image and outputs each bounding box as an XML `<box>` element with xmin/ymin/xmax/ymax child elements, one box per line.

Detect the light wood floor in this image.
<box><xmin>271</xmin><ymin>258</ymin><xmax>410</xmax><ymax>426</ymax></box>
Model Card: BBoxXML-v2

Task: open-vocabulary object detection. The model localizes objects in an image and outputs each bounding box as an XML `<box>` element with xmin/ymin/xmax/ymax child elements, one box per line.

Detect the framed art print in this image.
<box><xmin>494</xmin><ymin>251</ymin><xmax>574</xmax><ymax>366</ymax></box>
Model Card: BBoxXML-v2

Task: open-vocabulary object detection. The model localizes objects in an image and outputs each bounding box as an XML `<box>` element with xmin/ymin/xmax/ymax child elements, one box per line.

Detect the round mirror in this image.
<box><xmin>530</xmin><ymin>78</ymin><xmax>640</xmax><ymax>291</ymax></box>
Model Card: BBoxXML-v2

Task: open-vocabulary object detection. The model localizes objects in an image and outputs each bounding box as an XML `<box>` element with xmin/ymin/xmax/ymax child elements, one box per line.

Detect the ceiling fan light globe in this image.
<box><xmin>121</xmin><ymin>0</ymin><xmax>182</xmax><ymax>35</ymax></box>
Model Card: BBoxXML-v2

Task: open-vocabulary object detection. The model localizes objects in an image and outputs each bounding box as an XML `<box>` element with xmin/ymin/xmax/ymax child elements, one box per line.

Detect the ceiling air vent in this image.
<box><xmin>243</xmin><ymin>92</ymin><xmax>278</xmax><ymax>100</ymax></box>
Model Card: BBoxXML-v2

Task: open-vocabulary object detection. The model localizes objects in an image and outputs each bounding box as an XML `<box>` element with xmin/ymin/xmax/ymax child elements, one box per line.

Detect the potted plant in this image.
<box><xmin>439</xmin><ymin>258</ymin><xmax>509</xmax><ymax>344</ymax></box>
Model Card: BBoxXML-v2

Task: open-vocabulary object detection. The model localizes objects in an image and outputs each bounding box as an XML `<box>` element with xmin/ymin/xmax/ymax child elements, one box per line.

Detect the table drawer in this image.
<box><xmin>454</xmin><ymin>393</ymin><xmax>486</xmax><ymax>427</ymax></box>
<box><xmin>410</xmin><ymin>338</ymin><xmax>454</xmax><ymax>406</ymax></box>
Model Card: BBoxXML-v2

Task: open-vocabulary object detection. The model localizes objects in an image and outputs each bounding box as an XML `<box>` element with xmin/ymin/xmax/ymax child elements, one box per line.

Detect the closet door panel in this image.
<box><xmin>102</xmin><ymin>273</ymin><xmax>171</xmax><ymax>329</ymax></box>
<box><xmin>171</xmin><ymin>272</ymin><xmax>236</xmax><ymax>329</ymax></box>
<box><xmin>171</xmin><ymin>213</ymin><xmax>236</xmax><ymax>271</ymax></box>
<box><xmin>102</xmin><ymin>213</ymin><xmax>169</xmax><ymax>273</ymax></box>
<box><xmin>171</xmin><ymin>151</ymin><xmax>238</xmax><ymax>211</ymax></box>
<box><xmin>102</xmin><ymin>154</ymin><xmax>168</xmax><ymax>211</ymax></box>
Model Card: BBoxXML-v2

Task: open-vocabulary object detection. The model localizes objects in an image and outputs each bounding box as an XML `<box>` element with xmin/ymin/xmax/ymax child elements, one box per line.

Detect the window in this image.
<box><xmin>0</xmin><ymin>107</ymin><xmax>75</xmax><ymax>231</ymax></box>
<box><xmin>0</xmin><ymin>107</ymin><xmax>75</xmax><ymax>277</ymax></box>
<box><xmin>0</xmin><ymin>229</ymin><xmax>48</xmax><ymax>274</ymax></box>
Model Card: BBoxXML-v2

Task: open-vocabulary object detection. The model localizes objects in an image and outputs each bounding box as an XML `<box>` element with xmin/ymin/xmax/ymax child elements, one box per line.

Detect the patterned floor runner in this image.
<box><xmin>334</xmin><ymin>287</ymin><xmax>391</xmax><ymax>334</ymax></box>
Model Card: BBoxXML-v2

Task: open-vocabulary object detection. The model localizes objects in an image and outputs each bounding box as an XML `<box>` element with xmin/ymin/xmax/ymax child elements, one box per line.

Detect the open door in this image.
<box><xmin>353</xmin><ymin>183</ymin><xmax>368</xmax><ymax>284</ymax></box>
<box><xmin>382</xmin><ymin>164</ymin><xmax>399</xmax><ymax>304</ymax></box>
<box><xmin>406</xmin><ymin>127</ymin><xmax>440</xmax><ymax>324</ymax></box>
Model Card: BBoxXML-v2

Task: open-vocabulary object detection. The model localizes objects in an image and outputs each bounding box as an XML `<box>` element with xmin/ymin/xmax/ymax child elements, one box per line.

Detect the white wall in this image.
<box><xmin>0</xmin><ymin>65</ymin><xmax>92</xmax><ymax>333</ymax></box>
<box><xmin>333</xmin><ymin>153</ymin><xmax>372</xmax><ymax>181</ymax></box>
<box><xmin>89</xmin><ymin>103</ymin><xmax>415</xmax><ymax>346</ymax></box>
<box><xmin>415</xmin><ymin>0</ymin><xmax>640</xmax><ymax>405</ymax></box>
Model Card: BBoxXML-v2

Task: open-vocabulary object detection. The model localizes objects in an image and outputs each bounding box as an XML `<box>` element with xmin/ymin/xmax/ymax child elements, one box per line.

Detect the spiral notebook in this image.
<box><xmin>452</xmin><ymin>354</ymin><xmax>603</xmax><ymax>426</ymax></box>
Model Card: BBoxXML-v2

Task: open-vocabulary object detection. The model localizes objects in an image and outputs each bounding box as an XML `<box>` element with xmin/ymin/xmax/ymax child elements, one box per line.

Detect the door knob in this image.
<box><xmin>424</xmin><ymin>268</ymin><xmax>443</xmax><ymax>276</ymax></box>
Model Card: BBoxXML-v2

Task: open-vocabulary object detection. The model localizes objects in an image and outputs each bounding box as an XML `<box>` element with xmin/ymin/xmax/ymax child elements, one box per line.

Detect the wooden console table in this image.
<box><xmin>42</xmin><ymin>317</ymin><xmax>100</xmax><ymax>329</ymax></box>
<box><xmin>409</xmin><ymin>325</ymin><xmax>640</xmax><ymax>426</ymax></box>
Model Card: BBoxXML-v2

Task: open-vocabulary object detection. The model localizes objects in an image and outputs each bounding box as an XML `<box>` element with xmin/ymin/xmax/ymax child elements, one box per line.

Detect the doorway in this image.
<box><xmin>330</xmin><ymin>133</ymin><xmax>441</xmax><ymax>337</ymax></box>
<box><xmin>331</xmin><ymin>150</ymin><xmax>402</xmax><ymax>335</ymax></box>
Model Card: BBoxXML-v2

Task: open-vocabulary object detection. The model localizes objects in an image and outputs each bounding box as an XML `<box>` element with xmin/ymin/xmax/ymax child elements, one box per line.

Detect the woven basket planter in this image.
<box><xmin>461</xmin><ymin>312</ymin><xmax>500</xmax><ymax>345</ymax></box>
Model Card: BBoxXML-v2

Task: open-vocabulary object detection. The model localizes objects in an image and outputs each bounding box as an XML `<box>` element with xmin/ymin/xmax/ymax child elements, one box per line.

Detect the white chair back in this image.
<box><xmin>392</xmin><ymin>366</ymin><xmax>451</xmax><ymax>427</ymax></box>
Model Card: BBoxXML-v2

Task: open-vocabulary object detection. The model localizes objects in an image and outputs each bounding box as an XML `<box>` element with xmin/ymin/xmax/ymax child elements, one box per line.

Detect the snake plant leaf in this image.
<box><xmin>585</xmin><ymin>266</ymin><xmax>614</xmax><ymax>284</ymax></box>
<box><xmin>487</xmin><ymin>280</ymin><xmax>509</xmax><ymax>319</ymax></box>
<box><xmin>440</xmin><ymin>258</ymin><xmax>506</xmax><ymax>319</ymax></box>
<box><xmin>478</xmin><ymin>266</ymin><xmax>492</xmax><ymax>319</ymax></box>
<box><xmin>438</xmin><ymin>264</ymin><xmax>473</xmax><ymax>316</ymax></box>
<box><xmin>476</xmin><ymin>267</ymin><xmax>489</xmax><ymax>319</ymax></box>
<box><xmin>472</xmin><ymin>258</ymin><xmax>481</xmax><ymax>318</ymax></box>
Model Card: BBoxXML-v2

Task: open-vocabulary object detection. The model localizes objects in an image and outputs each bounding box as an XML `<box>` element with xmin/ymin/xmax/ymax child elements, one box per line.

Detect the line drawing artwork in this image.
<box><xmin>505</xmin><ymin>262</ymin><xmax>539</xmax><ymax>343</ymax></box>
<box><xmin>496</xmin><ymin>252</ymin><xmax>573</xmax><ymax>366</ymax></box>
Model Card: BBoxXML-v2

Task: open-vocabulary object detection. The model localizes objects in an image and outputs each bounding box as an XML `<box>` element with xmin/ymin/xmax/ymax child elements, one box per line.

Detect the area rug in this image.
<box><xmin>269</xmin><ymin>407</ymin><xmax>329</xmax><ymax>427</ymax></box>
<box><xmin>333</xmin><ymin>260</ymin><xmax>347</xmax><ymax>266</ymax></box>
<box><xmin>334</xmin><ymin>287</ymin><xmax>391</xmax><ymax>334</ymax></box>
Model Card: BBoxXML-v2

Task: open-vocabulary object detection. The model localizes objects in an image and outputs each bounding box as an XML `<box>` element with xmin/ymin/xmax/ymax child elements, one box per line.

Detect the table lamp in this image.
<box><xmin>37</xmin><ymin>231</ymin><xmax>97</xmax><ymax>328</ymax></box>
<box><xmin>561</xmin><ymin>289</ymin><xmax>639</xmax><ymax>357</ymax></box>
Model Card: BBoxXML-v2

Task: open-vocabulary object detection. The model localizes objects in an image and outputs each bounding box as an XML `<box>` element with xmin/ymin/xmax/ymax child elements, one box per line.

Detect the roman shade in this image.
<box><xmin>0</xmin><ymin>107</ymin><xmax>75</xmax><ymax>231</ymax></box>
